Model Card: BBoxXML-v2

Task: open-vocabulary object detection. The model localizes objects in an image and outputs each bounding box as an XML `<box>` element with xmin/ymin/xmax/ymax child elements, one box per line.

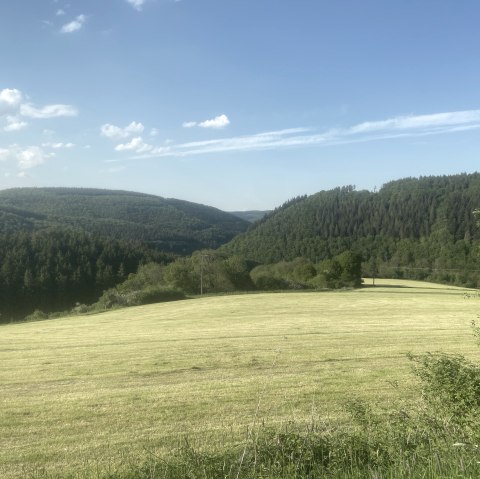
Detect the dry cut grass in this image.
<box><xmin>1</xmin><ymin>279</ymin><xmax>479</xmax><ymax>477</ymax></box>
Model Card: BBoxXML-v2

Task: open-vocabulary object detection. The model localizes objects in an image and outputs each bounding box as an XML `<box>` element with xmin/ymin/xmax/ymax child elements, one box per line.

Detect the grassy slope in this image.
<box><xmin>1</xmin><ymin>280</ymin><xmax>479</xmax><ymax>477</ymax></box>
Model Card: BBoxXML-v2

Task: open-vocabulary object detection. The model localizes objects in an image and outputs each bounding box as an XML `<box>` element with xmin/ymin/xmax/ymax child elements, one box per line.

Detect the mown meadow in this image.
<box><xmin>2</xmin><ymin>279</ymin><xmax>480</xmax><ymax>478</ymax></box>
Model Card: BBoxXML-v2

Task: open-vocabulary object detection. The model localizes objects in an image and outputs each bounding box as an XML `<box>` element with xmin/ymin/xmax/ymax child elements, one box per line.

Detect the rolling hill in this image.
<box><xmin>0</xmin><ymin>187</ymin><xmax>250</xmax><ymax>320</ymax></box>
<box><xmin>0</xmin><ymin>187</ymin><xmax>249</xmax><ymax>254</ymax></box>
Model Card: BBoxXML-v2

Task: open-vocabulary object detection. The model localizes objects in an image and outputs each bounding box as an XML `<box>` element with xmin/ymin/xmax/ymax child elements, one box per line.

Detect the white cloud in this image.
<box><xmin>0</xmin><ymin>89</ymin><xmax>77</xmax><ymax>129</ymax></box>
<box><xmin>126</xmin><ymin>0</ymin><xmax>145</xmax><ymax>11</ymax></box>
<box><xmin>0</xmin><ymin>145</ymin><xmax>54</xmax><ymax>169</ymax></box>
<box><xmin>17</xmin><ymin>146</ymin><xmax>54</xmax><ymax>170</ymax></box>
<box><xmin>183</xmin><ymin>114</ymin><xmax>231</xmax><ymax>129</ymax></box>
<box><xmin>101</xmin><ymin>121</ymin><xmax>144</xmax><ymax>139</ymax></box>
<box><xmin>0</xmin><ymin>89</ymin><xmax>23</xmax><ymax>113</ymax></box>
<box><xmin>131</xmin><ymin>109</ymin><xmax>480</xmax><ymax>160</ymax></box>
<box><xmin>199</xmin><ymin>114</ymin><xmax>230</xmax><ymax>129</ymax></box>
<box><xmin>60</xmin><ymin>14</ymin><xmax>86</xmax><ymax>33</ymax></box>
<box><xmin>4</xmin><ymin>116</ymin><xmax>28</xmax><ymax>132</ymax></box>
<box><xmin>56</xmin><ymin>9</ymin><xmax>66</xmax><ymax>16</ymax></box>
<box><xmin>20</xmin><ymin>103</ymin><xmax>78</xmax><ymax>119</ymax></box>
<box><xmin>149</xmin><ymin>128</ymin><xmax>159</xmax><ymax>137</ymax></box>
<box><xmin>115</xmin><ymin>136</ymin><xmax>153</xmax><ymax>153</ymax></box>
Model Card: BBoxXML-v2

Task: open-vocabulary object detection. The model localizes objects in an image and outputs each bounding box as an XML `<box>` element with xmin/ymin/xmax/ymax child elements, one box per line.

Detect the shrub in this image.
<box><xmin>94</xmin><ymin>286</ymin><xmax>185</xmax><ymax>310</ymax></box>
<box><xmin>24</xmin><ymin>309</ymin><xmax>48</xmax><ymax>321</ymax></box>
<box><xmin>132</xmin><ymin>286</ymin><xmax>185</xmax><ymax>305</ymax></box>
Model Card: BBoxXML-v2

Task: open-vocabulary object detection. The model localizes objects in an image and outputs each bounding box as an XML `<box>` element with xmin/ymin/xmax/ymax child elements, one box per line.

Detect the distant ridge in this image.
<box><xmin>229</xmin><ymin>210</ymin><xmax>270</xmax><ymax>223</ymax></box>
<box><xmin>0</xmin><ymin>187</ymin><xmax>249</xmax><ymax>254</ymax></box>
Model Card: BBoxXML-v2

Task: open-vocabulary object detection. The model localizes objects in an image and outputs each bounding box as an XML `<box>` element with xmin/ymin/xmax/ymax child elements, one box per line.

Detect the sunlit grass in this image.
<box><xmin>1</xmin><ymin>279</ymin><xmax>478</xmax><ymax>477</ymax></box>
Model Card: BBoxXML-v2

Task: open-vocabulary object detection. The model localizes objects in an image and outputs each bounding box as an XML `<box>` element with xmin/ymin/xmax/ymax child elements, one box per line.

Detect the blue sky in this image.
<box><xmin>1</xmin><ymin>0</ymin><xmax>480</xmax><ymax>210</ymax></box>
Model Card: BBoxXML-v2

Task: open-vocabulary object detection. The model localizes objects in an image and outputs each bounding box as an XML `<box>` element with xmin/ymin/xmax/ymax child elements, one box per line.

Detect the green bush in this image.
<box><xmin>132</xmin><ymin>286</ymin><xmax>185</xmax><ymax>305</ymax></box>
<box><xmin>24</xmin><ymin>309</ymin><xmax>48</xmax><ymax>321</ymax></box>
<box><xmin>94</xmin><ymin>286</ymin><xmax>185</xmax><ymax>310</ymax></box>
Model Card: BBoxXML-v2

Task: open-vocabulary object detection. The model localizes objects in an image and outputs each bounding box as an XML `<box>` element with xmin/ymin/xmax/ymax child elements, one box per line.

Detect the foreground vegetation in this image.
<box><xmin>2</xmin><ymin>280</ymin><xmax>480</xmax><ymax>478</ymax></box>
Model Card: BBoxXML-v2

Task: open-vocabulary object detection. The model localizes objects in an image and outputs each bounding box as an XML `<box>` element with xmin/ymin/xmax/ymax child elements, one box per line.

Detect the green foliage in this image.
<box><xmin>164</xmin><ymin>250</ymin><xmax>255</xmax><ymax>294</ymax></box>
<box><xmin>410</xmin><ymin>351</ymin><xmax>480</xmax><ymax>425</ymax></box>
<box><xmin>0</xmin><ymin>187</ymin><xmax>249</xmax><ymax>321</ymax></box>
<box><xmin>24</xmin><ymin>309</ymin><xmax>48</xmax><ymax>322</ymax></box>
<box><xmin>223</xmin><ymin>173</ymin><xmax>480</xmax><ymax>288</ymax></box>
<box><xmin>250</xmin><ymin>257</ymin><xmax>317</xmax><ymax>290</ymax></box>
<box><xmin>95</xmin><ymin>285</ymin><xmax>185</xmax><ymax>310</ymax></box>
<box><xmin>90</xmin><ymin>262</ymin><xmax>185</xmax><ymax>311</ymax></box>
<box><xmin>0</xmin><ymin>228</ymin><xmax>163</xmax><ymax>322</ymax></box>
<box><xmin>312</xmin><ymin>251</ymin><xmax>363</xmax><ymax>289</ymax></box>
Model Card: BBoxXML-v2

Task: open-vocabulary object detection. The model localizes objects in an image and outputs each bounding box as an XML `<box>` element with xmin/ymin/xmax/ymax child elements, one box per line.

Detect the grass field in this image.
<box><xmin>1</xmin><ymin>279</ymin><xmax>479</xmax><ymax>478</ymax></box>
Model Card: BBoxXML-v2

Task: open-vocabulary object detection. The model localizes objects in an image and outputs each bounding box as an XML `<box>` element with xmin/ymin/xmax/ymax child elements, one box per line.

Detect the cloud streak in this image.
<box><xmin>133</xmin><ymin>110</ymin><xmax>480</xmax><ymax>160</ymax></box>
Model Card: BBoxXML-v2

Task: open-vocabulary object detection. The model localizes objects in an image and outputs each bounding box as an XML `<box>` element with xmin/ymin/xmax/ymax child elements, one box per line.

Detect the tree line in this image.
<box><xmin>0</xmin><ymin>228</ymin><xmax>169</xmax><ymax>322</ymax></box>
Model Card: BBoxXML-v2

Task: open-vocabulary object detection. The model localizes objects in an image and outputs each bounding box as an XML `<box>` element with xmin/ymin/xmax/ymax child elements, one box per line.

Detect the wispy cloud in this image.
<box><xmin>0</xmin><ymin>88</ymin><xmax>78</xmax><ymax>132</ymax></box>
<box><xmin>60</xmin><ymin>14</ymin><xmax>86</xmax><ymax>33</ymax></box>
<box><xmin>183</xmin><ymin>114</ymin><xmax>231</xmax><ymax>129</ymax></box>
<box><xmin>20</xmin><ymin>103</ymin><xmax>78</xmax><ymax>119</ymax></box>
<box><xmin>126</xmin><ymin>0</ymin><xmax>145</xmax><ymax>11</ymax></box>
<box><xmin>42</xmin><ymin>142</ymin><xmax>75</xmax><ymax>149</ymax></box>
<box><xmin>348</xmin><ymin>111</ymin><xmax>480</xmax><ymax>134</ymax></box>
<box><xmin>133</xmin><ymin>109</ymin><xmax>480</xmax><ymax>160</ymax></box>
<box><xmin>101</xmin><ymin>121</ymin><xmax>144</xmax><ymax>139</ymax></box>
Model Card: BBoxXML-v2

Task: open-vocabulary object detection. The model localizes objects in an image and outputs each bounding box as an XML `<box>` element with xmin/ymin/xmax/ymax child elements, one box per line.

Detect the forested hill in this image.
<box><xmin>223</xmin><ymin>173</ymin><xmax>480</xmax><ymax>286</ymax></box>
<box><xmin>0</xmin><ymin>187</ymin><xmax>249</xmax><ymax>254</ymax></box>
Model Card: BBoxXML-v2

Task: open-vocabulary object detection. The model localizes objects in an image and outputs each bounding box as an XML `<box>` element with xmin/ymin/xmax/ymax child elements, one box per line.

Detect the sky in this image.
<box><xmin>1</xmin><ymin>0</ymin><xmax>480</xmax><ymax>211</ymax></box>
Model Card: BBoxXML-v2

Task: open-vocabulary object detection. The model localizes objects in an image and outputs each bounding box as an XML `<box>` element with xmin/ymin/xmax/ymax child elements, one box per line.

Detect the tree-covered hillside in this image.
<box><xmin>223</xmin><ymin>173</ymin><xmax>480</xmax><ymax>287</ymax></box>
<box><xmin>0</xmin><ymin>188</ymin><xmax>249</xmax><ymax>254</ymax></box>
<box><xmin>0</xmin><ymin>187</ymin><xmax>249</xmax><ymax>321</ymax></box>
<box><xmin>0</xmin><ymin>228</ymin><xmax>168</xmax><ymax>321</ymax></box>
